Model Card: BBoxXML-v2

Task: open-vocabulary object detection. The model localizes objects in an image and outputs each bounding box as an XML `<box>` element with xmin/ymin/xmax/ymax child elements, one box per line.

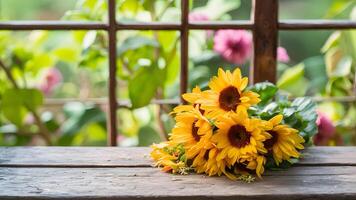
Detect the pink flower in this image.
<box><xmin>313</xmin><ymin>111</ymin><xmax>336</xmax><ymax>146</ymax></box>
<box><xmin>277</xmin><ymin>47</ymin><xmax>290</xmax><ymax>63</ymax></box>
<box><xmin>213</xmin><ymin>30</ymin><xmax>252</xmax><ymax>65</ymax></box>
<box><xmin>38</xmin><ymin>67</ymin><xmax>62</xmax><ymax>95</ymax></box>
<box><xmin>189</xmin><ymin>12</ymin><xmax>209</xmax><ymax>21</ymax></box>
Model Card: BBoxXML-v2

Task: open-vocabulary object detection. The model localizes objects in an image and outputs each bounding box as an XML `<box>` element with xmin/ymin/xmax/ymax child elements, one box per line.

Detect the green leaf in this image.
<box><xmin>21</xmin><ymin>89</ymin><xmax>44</xmax><ymax>111</ymax></box>
<box><xmin>321</xmin><ymin>31</ymin><xmax>341</xmax><ymax>53</ymax></box>
<box><xmin>53</xmin><ymin>47</ymin><xmax>80</xmax><ymax>63</ymax></box>
<box><xmin>324</xmin><ymin>0</ymin><xmax>355</xmax><ymax>18</ymax></box>
<box><xmin>59</xmin><ymin>103</ymin><xmax>106</xmax><ymax>145</ymax></box>
<box><xmin>249</xmin><ymin>82</ymin><xmax>278</xmax><ymax>106</ymax></box>
<box><xmin>193</xmin><ymin>0</ymin><xmax>241</xmax><ymax>20</ymax></box>
<box><xmin>277</xmin><ymin>63</ymin><xmax>309</xmax><ymax>96</ymax></box>
<box><xmin>61</xmin><ymin>105</ymin><xmax>106</xmax><ymax>136</ymax></box>
<box><xmin>138</xmin><ymin>125</ymin><xmax>161</xmax><ymax>146</ymax></box>
<box><xmin>82</xmin><ymin>31</ymin><xmax>97</xmax><ymax>49</ymax></box>
<box><xmin>128</xmin><ymin>66</ymin><xmax>162</xmax><ymax>109</ymax></box>
<box><xmin>0</xmin><ymin>88</ymin><xmax>43</xmax><ymax>126</ymax></box>
<box><xmin>117</xmin><ymin>36</ymin><xmax>159</xmax><ymax>56</ymax></box>
<box><xmin>325</xmin><ymin>48</ymin><xmax>352</xmax><ymax>78</ymax></box>
<box><xmin>25</xmin><ymin>53</ymin><xmax>54</xmax><ymax>75</ymax></box>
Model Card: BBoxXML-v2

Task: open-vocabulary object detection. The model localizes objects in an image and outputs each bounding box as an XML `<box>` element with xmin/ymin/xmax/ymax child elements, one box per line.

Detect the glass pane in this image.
<box><xmin>116</xmin><ymin>0</ymin><xmax>181</xmax><ymax>22</ymax></box>
<box><xmin>115</xmin><ymin>30</ymin><xmax>180</xmax><ymax>146</ymax></box>
<box><xmin>0</xmin><ymin>0</ymin><xmax>107</xmax><ymax>21</ymax></box>
<box><xmin>279</xmin><ymin>0</ymin><xmax>356</xmax><ymax>20</ymax></box>
<box><xmin>190</xmin><ymin>0</ymin><xmax>251</xmax><ymax>21</ymax></box>
<box><xmin>189</xmin><ymin>29</ymin><xmax>252</xmax><ymax>91</ymax></box>
<box><xmin>0</xmin><ymin>30</ymin><xmax>108</xmax><ymax>146</ymax></box>
<box><xmin>278</xmin><ymin>30</ymin><xmax>356</xmax><ymax>146</ymax></box>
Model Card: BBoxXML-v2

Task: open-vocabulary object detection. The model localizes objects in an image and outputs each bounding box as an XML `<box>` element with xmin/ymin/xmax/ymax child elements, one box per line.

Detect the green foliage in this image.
<box><xmin>277</xmin><ymin>63</ymin><xmax>309</xmax><ymax>96</ymax></box>
<box><xmin>0</xmin><ymin>0</ymin><xmax>354</xmax><ymax>147</ymax></box>
<box><xmin>59</xmin><ymin>102</ymin><xmax>106</xmax><ymax>145</ymax></box>
<box><xmin>1</xmin><ymin>88</ymin><xmax>43</xmax><ymax>126</ymax></box>
<box><xmin>129</xmin><ymin>66</ymin><xmax>163</xmax><ymax>108</ymax></box>
<box><xmin>249</xmin><ymin>82</ymin><xmax>278</xmax><ymax>106</ymax></box>
<box><xmin>255</xmin><ymin>96</ymin><xmax>318</xmax><ymax>145</ymax></box>
<box><xmin>138</xmin><ymin>125</ymin><xmax>161</xmax><ymax>146</ymax></box>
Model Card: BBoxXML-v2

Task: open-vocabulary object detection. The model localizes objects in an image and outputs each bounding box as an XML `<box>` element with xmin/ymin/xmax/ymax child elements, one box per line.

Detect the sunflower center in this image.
<box><xmin>264</xmin><ymin>131</ymin><xmax>278</xmax><ymax>150</ymax></box>
<box><xmin>191</xmin><ymin>120</ymin><xmax>200</xmax><ymax>142</ymax></box>
<box><xmin>228</xmin><ymin>125</ymin><xmax>251</xmax><ymax>148</ymax></box>
<box><xmin>203</xmin><ymin>150</ymin><xmax>210</xmax><ymax>160</ymax></box>
<box><xmin>219</xmin><ymin>86</ymin><xmax>241</xmax><ymax>111</ymax></box>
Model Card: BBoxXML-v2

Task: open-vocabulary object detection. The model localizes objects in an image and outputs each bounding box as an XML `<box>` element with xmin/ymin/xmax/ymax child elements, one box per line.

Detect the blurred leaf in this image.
<box><xmin>193</xmin><ymin>0</ymin><xmax>241</xmax><ymax>20</ymax></box>
<box><xmin>29</xmin><ymin>31</ymin><xmax>49</xmax><ymax>47</ymax></box>
<box><xmin>72</xmin><ymin>123</ymin><xmax>107</xmax><ymax>146</ymax></box>
<box><xmin>59</xmin><ymin>103</ymin><xmax>106</xmax><ymax>145</ymax></box>
<box><xmin>303</xmin><ymin>56</ymin><xmax>327</xmax><ymax>95</ymax></box>
<box><xmin>249</xmin><ymin>82</ymin><xmax>278</xmax><ymax>106</ymax></box>
<box><xmin>79</xmin><ymin>47</ymin><xmax>107</xmax><ymax>69</ymax></box>
<box><xmin>277</xmin><ymin>63</ymin><xmax>309</xmax><ymax>96</ymax></box>
<box><xmin>21</xmin><ymin>89</ymin><xmax>44</xmax><ymax>111</ymax></box>
<box><xmin>325</xmin><ymin>48</ymin><xmax>352</xmax><ymax>78</ymax></box>
<box><xmin>1</xmin><ymin>88</ymin><xmax>43</xmax><ymax>126</ymax></box>
<box><xmin>41</xmin><ymin>112</ymin><xmax>60</xmax><ymax>132</ymax></box>
<box><xmin>118</xmin><ymin>36</ymin><xmax>159</xmax><ymax>56</ymax></box>
<box><xmin>82</xmin><ymin>31</ymin><xmax>97</xmax><ymax>50</ymax></box>
<box><xmin>138</xmin><ymin>125</ymin><xmax>161</xmax><ymax>146</ymax></box>
<box><xmin>321</xmin><ymin>31</ymin><xmax>341</xmax><ymax>53</ymax></box>
<box><xmin>53</xmin><ymin>47</ymin><xmax>80</xmax><ymax>63</ymax></box>
<box><xmin>25</xmin><ymin>53</ymin><xmax>53</xmax><ymax>74</ymax></box>
<box><xmin>325</xmin><ymin>0</ymin><xmax>355</xmax><ymax>18</ymax></box>
<box><xmin>129</xmin><ymin>66</ymin><xmax>162</xmax><ymax>109</ymax></box>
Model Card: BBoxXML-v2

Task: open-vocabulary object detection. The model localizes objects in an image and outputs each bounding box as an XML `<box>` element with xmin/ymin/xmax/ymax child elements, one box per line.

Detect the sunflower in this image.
<box><xmin>263</xmin><ymin>114</ymin><xmax>305</xmax><ymax>165</ymax></box>
<box><xmin>171</xmin><ymin>86</ymin><xmax>204</xmax><ymax>115</ymax></box>
<box><xmin>192</xmin><ymin>147</ymin><xmax>237</xmax><ymax>180</ymax></box>
<box><xmin>170</xmin><ymin>106</ymin><xmax>214</xmax><ymax>159</ymax></box>
<box><xmin>198</xmin><ymin>68</ymin><xmax>260</xmax><ymax>119</ymax></box>
<box><xmin>182</xmin><ymin>86</ymin><xmax>203</xmax><ymax>104</ymax></box>
<box><xmin>150</xmin><ymin>142</ymin><xmax>187</xmax><ymax>173</ymax></box>
<box><xmin>239</xmin><ymin>155</ymin><xmax>266</xmax><ymax>178</ymax></box>
<box><xmin>212</xmin><ymin>107</ymin><xmax>270</xmax><ymax>166</ymax></box>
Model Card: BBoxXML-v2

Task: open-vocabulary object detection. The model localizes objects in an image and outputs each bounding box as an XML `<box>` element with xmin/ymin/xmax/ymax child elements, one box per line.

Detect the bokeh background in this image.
<box><xmin>0</xmin><ymin>0</ymin><xmax>355</xmax><ymax>146</ymax></box>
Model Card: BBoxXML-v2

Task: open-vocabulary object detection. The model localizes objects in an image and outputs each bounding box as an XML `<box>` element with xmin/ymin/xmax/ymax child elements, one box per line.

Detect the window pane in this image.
<box><xmin>0</xmin><ymin>30</ymin><xmax>108</xmax><ymax>146</ymax></box>
<box><xmin>116</xmin><ymin>0</ymin><xmax>181</xmax><ymax>22</ymax></box>
<box><xmin>189</xmin><ymin>29</ymin><xmax>252</xmax><ymax>91</ymax></box>
<box><xmin>0</xmin><ymin>0</ymin><xmax>107</xmax><ymax>21</ymax></box>
<box><xmin>278</xmin><ymin>30</ymin><xmax>356</xmax><ymax>146</ymax></box>
<box><xmin>190</xmin><ymin>0</ymin><xmax>251</xmax><ymax>21</ymax></box>
<box><xmin>279</xmin><ymin>0</ymin><xmax>355</xmax><ymax>20</ymax></box>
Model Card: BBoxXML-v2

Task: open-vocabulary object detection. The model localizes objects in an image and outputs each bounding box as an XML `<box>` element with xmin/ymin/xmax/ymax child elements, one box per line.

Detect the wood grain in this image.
<box><xmin>1</xmin><ymin>147</ymin><xmax>356</xmax><ymax>167</ymax></box>
<box><xmin>251</xmin><ymin>0</ymin><xmax>278</xmax><ymax>84</ymax></box>
<box><xmin>1</xmin><ymin>166</ymin><xmax>356</xmax><ymax>200</ymax></box>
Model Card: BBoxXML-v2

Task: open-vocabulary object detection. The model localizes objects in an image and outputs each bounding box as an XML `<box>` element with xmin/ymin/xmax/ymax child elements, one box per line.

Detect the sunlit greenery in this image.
<box><xmin>0</xmin><ymin>0</ymin><xmax>354</xmax><ymax>146</ymax></box>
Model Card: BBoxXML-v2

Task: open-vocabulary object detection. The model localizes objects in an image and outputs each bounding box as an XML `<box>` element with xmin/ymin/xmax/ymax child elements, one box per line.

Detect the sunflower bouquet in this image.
<box><xmin>151</xmin><ymin>67</ymin><xmax>318</xmax><ymax>182</ymax></box>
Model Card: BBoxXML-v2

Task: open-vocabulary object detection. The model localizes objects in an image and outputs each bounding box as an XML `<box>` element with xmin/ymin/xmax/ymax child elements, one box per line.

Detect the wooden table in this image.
<box><xmin>1</xmin><ymin>147</ymin><xmax>356</xmax><ymax>200</ymax></box>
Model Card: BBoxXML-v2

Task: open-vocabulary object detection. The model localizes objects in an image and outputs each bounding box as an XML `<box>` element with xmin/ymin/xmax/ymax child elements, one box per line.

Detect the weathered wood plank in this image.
<box><xmin>1</xmin><ymin>166</ymin><xmax>356</xmax><ymax>200</ymax></box>
<box><xmin>251</xmin><ymin>0</ymin><xmax>278</xmax><ymax>83</ymax></box>
<box><xmin>0</xmin><ymin>147</ymin><xmax>151</xmax><ymax>167</ymax></box>
<box><xmin>1</xmin><ymin>147</ymin><xmax>356</xmax><ymax>167</ymax></box>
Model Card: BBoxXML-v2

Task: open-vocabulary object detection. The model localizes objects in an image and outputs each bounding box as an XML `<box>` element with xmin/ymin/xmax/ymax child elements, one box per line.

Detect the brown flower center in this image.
<box><xmin>228</xmin><ymin>125</ymin><xmax>251</xmax><ymax>148</ymax></box>
<box><xmin>219</xmin><ymin>86</ymin><xmax>241</xmax><ymax>111</ymax></box>
<box><xmin>264</xmin><ymin>131</ymin><xmax>278</xmax><ymax>150</ymax></box>
<box><xmin>191</xmin><ymin>120</ymin><xmax>200</xmax><ymax>142</ymax></box>
<box><xmin>203</xmin><ymin>150</ymin><xmax>210</xmax><ymax>160</ymax></box>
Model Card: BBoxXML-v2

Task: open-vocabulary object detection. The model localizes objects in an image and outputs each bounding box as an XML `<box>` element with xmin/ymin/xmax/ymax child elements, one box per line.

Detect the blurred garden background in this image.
<box><xmin>0</xmin><ymin>0</ymin><xmax>355</xmax><ymax>146</ymax></box>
